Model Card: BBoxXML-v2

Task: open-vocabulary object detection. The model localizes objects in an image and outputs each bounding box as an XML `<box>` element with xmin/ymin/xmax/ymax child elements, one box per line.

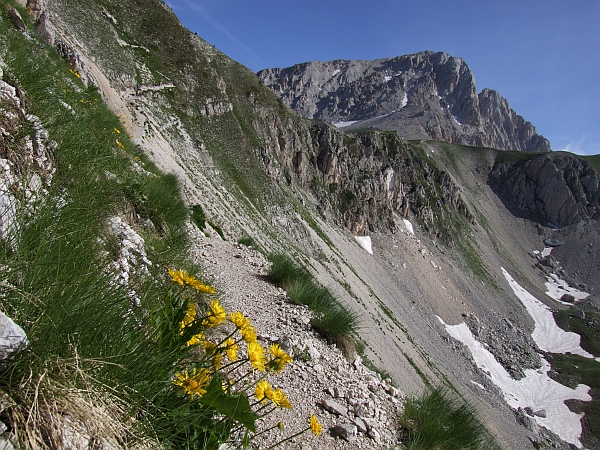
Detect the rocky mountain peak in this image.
<box><xmin>258</xmin><ymin>51</ymin><xmax>551</xmax><ymax>152</ymax></box>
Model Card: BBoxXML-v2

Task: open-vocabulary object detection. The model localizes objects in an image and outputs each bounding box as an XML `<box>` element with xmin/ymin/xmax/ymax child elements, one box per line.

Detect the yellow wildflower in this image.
<box><xmin>248</xmin><ymin>341</ymin><xmax>266</xmax><ymax>371</ymax></box>
<box><xmin>186</xmin><ymin>332</ymin><xmax>205</xmax><ymax>347</ymax></box>
<box><xmin>271</xmin><ymin>388</ymin><xmax>292</xmax><ymax>409</ymax></box>
<box><xmin>309</xmin><ymin>415</ymin><xmax>322</xmax><ymax>436</ymax></box>
<box><xmin>203</xmin><ymin>341</ymin><xmax>223</xmax><ymax>370</ymax></box>
<box><xmin>278</xmin><ymin>422</ymin><xmax>285</xmax><ymax>430</ymax></box>
<box><xmin>229</xmin><ymin>312</ymin><xmax>257</xmax><ymax>343</ymax></box>
<box><xmin>168</xmin><ymin>268</ymin><xmax>216</xmax><ymax>294</ymax></box>
<box><xmin>268</xmin><ymin>344</ymin><xmax>293</xmax><ymax>373</ymax></box>
<box><xmin>172</xmin><ymin>368</ymin><xmax>211</xmax><ymax>399</ymax></box>
<box><xmin>229</xmin><ymin>311</ymin><xmax>247</xmax><ymax>328</ymax></box>
<box><xmin>254</xmin><ymin>380</ymin><xmax>273</xmax><ymax>404</ymax></box>
<box><xmin>221</xmin><ymin>337</ymin><xmax>238</xmax><ymax>362</ymax></box>
<box><xmin>179</xmin><ymin>302</ymin><xmax>196</xmax><ymax>333</ymax></box>
<box><xmin>203</xmin><ymin>299</ymin><xmax>226</xmax><ymax>327</ymax></box>
<box><xmin>113</xmin><ymin>127</ymin><xmax>120</xmax><ymax>134</ymax></box>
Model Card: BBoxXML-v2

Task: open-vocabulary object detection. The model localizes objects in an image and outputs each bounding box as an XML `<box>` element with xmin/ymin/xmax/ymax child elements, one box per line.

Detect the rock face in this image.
<box><xmin>489</xmin><ymin>153</ymin><xmax>600</xmax><ymax>227</ymax></box>
<box><xmin>258</xmin><ymin>51</ymin><xmax>551</xmax><ymax>152</ymax></box>
<box><xmin>0</xmin><ymin>312</ymin><xmax>28</xmax><ymax>367</ymax></box>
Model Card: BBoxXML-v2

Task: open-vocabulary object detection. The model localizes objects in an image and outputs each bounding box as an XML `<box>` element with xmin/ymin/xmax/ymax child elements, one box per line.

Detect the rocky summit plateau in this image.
<box><xmin>258</xmin><ymin>51</ymin><xmax>551</xmax><ymax>152</ymax></box>
<box><xmin>1</xmin><ymin>1</ymin><xmax>599</xmax><ymax>450</ymax></box>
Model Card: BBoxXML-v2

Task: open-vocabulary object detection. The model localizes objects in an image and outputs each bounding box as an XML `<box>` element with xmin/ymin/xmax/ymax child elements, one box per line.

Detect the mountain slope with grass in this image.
<box><xmin>1</xmin><ymin>1</ymin><xmax>599</xmax><ymax>449</ymax></box>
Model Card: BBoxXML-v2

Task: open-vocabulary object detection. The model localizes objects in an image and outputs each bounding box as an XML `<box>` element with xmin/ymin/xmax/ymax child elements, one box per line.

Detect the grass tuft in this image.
<box><xmin>399</xmin><ymin>387</ymin><xmax>500</xmax><ymax>450</ymax></box>
<box><xmin>266</xmin><ymin>253</ymin><xmax>310</xmax><ymax>288</ymax></box>
<box><xmin>267</xmin><ymin>253</ymin><xmax>360</xmax><ymax>354</ymax></box>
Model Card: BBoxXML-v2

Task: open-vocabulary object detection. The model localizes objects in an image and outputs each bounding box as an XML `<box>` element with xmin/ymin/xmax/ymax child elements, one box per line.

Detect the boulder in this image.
<box><xmin>0</xmin><ymin>312</ymin><xmax>28</xmax><ymax>367</ymax></box>
<box><xmin>544</xmin><ymin>238</ymin><xmax>565</xmax><ymax>247</ymax></box>
<box><xmin>560</xmin><ymin>293</ymin><xmax>575</xmax><ymax>303</ymax></box>
<box><xmin>7</xmin><ymin>8</ymin><xmax>26</xmax><ymax>32</ymax></box>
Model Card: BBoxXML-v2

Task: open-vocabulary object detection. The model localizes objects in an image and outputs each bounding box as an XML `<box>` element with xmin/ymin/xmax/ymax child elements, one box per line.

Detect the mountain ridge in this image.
<box><xmin>258</xmin><ymin>51</ymin><xmax>551</xmax><ymax>152</ymax></box>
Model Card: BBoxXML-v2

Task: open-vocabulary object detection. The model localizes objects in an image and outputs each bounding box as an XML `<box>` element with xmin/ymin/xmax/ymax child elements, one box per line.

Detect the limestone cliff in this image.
<box><xmin>489</xmin><ymin>152</ymin><xmax>600</xmax><ymax>227</ymax></box>
<box><xmin>258</xmin><ymin>52</ymin><xmax>551</xmax><ymax>152</ymax></box>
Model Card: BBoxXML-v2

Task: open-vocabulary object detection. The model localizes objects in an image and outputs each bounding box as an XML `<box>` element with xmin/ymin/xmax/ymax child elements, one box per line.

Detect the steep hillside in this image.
<box><xmin>1</xmin><ymin>1</ymin><xmax>599</xmax><ymax>449</ymax></box>
<box><xmin>258</xmin><ymin>53</ymin><xmax>551</xmax><ymax>152</ymax></box>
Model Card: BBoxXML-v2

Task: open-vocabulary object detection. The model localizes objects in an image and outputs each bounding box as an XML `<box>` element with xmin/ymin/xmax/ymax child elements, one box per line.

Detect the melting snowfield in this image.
<box><xmin>439</xmin><ymin>268</ymin><xmax>598</xmax><ymax>448</ymax></box>
<box><xmin>545</xmin><ymin>273</ymin><xmax>590</xmax><ymax>305</ymax></box>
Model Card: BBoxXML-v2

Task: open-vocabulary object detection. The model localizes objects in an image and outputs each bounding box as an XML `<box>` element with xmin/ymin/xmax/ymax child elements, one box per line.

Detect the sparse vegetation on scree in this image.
<box><xmin>267</xmin><ymin>253</ymin><xmax>360</xmax><ymax>355</ymax></box>
<box><xmin>0</xmin><ymin>2</ymin><xmax>508</xmax><ymax>449</ymax></box>
<box><xmin>0</xmin><ymin>7</ymin><xmax>323</xmax><ymax>448</ymax></box>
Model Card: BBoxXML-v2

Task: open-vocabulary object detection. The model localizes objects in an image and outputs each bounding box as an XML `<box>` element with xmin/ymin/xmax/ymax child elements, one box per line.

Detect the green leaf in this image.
<box><xmin>199</xmin><ymin>373</ymin><xmax>258</xmax><ymax>432</ymax></box>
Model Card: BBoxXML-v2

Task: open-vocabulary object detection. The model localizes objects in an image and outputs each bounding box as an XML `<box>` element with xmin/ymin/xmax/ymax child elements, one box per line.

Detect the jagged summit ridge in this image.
<box><xmin>258</xmin><ymin>51</ymin><xmax>551</xmax><ymax>152</ymax></box>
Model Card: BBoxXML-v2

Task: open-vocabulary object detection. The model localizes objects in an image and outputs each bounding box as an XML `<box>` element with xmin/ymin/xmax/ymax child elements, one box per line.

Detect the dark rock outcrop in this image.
<box><xmin>488</xmin><ymin>153</ymin><xmax>600</xmax><ymax>227</ymax></box>
<box><xmin>258</xmin><ymin>51</ymin><xmax>550</xmax><ymax>152</ymax></box>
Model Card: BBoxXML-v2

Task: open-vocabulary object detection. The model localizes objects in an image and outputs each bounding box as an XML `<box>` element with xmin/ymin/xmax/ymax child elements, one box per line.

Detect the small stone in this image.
<box><xmin>367</xmin><ymin>428</ymin><xmax>381</xmax><ymax>441</ymax></box>
<box><xmin>332</xmin><ymin>423</ymin><xmax>357</xmax><ymax>441</ymax></box>
<box><xmin>0</xmin><ymin>436</ymin><xmax>15</xmax><ymax>450</ymax></box>
<box><xmin>533</xmin><ymin>409</ymin><xmax>547</xmax><ymax>418</ymax></box>
<box><xmin>321</xmin><ymin>398</ymin><xmax>348</xmax><ymax>416</ymax></box>
<box><xmin>572</xmin><ymin>310</ymin><xmax>586</xmax><ymax>319</ymax></box>
<box><xmin>352</xmin><ymin>417</ymin><xmax>368</xmax><ymax>433</ymax></box>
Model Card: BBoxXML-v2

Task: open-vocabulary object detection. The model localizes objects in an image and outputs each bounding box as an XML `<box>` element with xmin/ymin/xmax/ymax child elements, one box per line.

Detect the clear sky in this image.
<box><xmin>165</xmin><ymin>0</ymin><xmax>600</xmax><ymax>155</ymax></box>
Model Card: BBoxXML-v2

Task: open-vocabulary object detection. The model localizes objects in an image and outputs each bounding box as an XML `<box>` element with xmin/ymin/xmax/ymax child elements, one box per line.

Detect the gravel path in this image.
<box><xmin>186</xmin><ymin>224</ymin><xmax>404</xmax><ymax>449</ymax></box>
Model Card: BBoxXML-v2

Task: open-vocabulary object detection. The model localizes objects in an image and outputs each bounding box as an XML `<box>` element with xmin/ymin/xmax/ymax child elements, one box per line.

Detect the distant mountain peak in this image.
<box><xmin>258</xmin><ymin>51</ymin><xmax>550</xmax><ymax>152</ymax></box>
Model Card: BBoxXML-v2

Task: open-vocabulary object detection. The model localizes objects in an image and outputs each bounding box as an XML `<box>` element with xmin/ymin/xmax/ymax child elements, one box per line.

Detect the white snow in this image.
<box><xmin>437</xmin><ymin>269</ymin><xmax>600</xmax><ymax>447</ymax></box>
<box><xmin>542</xmin><ymin>247</ymin><xmax>553</xmax><ymax>258</ymax></box>
<box><xmin>470</xmin><ymin>380</ymin><xmax>486</xmax><ymax>390</ymax></box>
<box><xmin>384</xmin><ymin>75</ymin><xmax>392</xmax><ymax>82</ymax></box>
<box><xmin>452</xmin><ymin>115</ymin><xmax>462</xmax><ymax>126</ymax></box>
<box><xmin>354</xmin><ymin>236</ymin><xmax>373</xmax><ymax>254</ymax></box>
<box><xmin>501</xmin><ymin>268</ymin><xmax>596</xmax><ymax>359</ymax></box>
<box><xmin>402</xmin><ymin>219</ymin><xmax>414</xmax><ymax>235</ymax></box>
<box><xmin>331</xmin><ymin>69</ymin><xmax>341</xmax><ymax>76</ymax></box>
<box><xmin>333</xmin><ymin>120</ymin><xmax>359</xmax><ymax>128</ymax></box>
<box><xmin>400</xmin><ymin>92</ymin><xmax>408</xmax><ymax>108</ymax></box>
<box><xmin>545</xmin><ymin>273</ymin><xmax>590</xmax><ymax>305</ymax></box>
<box><xmin>439</xmin><ymin>316</ymin><xmax>591</xmax><ymax>448</ymax></box>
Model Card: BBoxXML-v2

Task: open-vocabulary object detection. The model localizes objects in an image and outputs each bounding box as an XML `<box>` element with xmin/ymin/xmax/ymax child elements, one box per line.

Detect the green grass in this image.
<box><xmin>267</xmin><ymin>253</ymin><xmax>360</xmax><ymax>353</ymax></box>
<box><xmin>0</xmin><ymin>8</ymin><xmax>233</xmax><ymax>448</ymax></box>
<box><xmin>398</xmin><ymin>388</ymin><xmax>500</xmax><ymax>450</ymax></box>
<box><xmin>266</xmin><ymin>252</ymin><xmax>310</xmax><ymax>288</ymax></box>
<box><xmin>549</xmin><ymin>308</ymin><xmax>600</xmax><ymax>449</ymax></box>
<box><xmin>581</xmin><ymin>154</ymin><xmax>600</xmax><ymax>173</ymax></box>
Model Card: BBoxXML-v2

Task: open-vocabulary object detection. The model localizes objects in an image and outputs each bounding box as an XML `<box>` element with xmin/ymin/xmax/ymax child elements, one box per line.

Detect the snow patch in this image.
<box><xmin>354</xmin><ymin>236</ymin><xmax>373</xmax><ymax>254</ymax></box>
<box><xmin>542</xmin><ymin>247</ymin><xmax>553</xmax><ymax>258</ymax></box>
<box><xmin>545</xmin><ymin>273</ymin><xmax>590</xmax><ymax>305</ymax></box>
<box><xmin>470</xmin><ymin>380</ymin><xmax>486</xmax><ymax>390</ymax></box>
<box><xmin>402</xmin><ymin>219</ymin><xmax>414</xmax><ymax>235</ymax></box>
<box><xmin>438</xmin><ymin>316</ymin><xmax>591</xmax><ymax>448</ymax></box>
<box><xmin>452</xmin><ymin>115</ymin><xmax>462</xmax><ymax>126</ymax></box>
<box><xmin>331</xmin><ymin>69</ymin><xmax>341</xmax><ymax>76</ymax></box>
<box><xmin>502</xmin><ymin>268</ymin><xmax>595</xmax><ymax>359</ymax></box>
<box><xmin>400</xmin><ymin>92</ymin><xmax>408</xmax><ymax>108</ymax></box>
<box><xmin>384</xmin><ymin>75</ymin><xmax>392</xmax><ymax>82</ymax></box>
<box><xmin>334</xmin><ymin>120</ymin><xmax>359</xmax><ymax>128</ymax></box>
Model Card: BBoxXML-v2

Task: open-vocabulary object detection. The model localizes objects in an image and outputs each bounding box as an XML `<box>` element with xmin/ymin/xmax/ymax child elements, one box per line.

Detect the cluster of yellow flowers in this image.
<box><xmin>167</xmin><ymin>268</ymin><xmax>322</xmax><ymax>444</ymax></box>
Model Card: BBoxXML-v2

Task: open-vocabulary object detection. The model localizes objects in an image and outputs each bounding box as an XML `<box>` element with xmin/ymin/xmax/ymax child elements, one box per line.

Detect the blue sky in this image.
<box><xmin>165</xmin><ymin>0</ymin><xmax>600</xmax><ymax>155</ymax></box>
